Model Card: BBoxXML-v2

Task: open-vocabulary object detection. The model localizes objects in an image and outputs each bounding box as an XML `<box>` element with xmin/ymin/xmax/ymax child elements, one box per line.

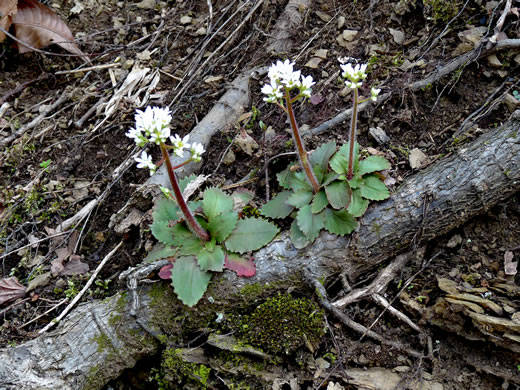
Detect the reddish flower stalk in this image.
<box><xmin>284</xmin><ymin>89</ymin><xmax>320</xmax><ymax>193</ymax></box>
<box><xmin>160</xmin><ymin>143</ymin><xmax>210</xmax><ymax>242</ymax></box>
<box><xmin>347</xmin><ymin>88</ymin><xmax>359</xmax><ymax>180</ymax></box>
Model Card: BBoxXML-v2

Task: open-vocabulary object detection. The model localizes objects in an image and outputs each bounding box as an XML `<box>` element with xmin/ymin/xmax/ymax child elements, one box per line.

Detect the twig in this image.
<box><xmin>0</xmin><ymin>231</ymin><xmax>71</xmax><ymax>261</ymax></box>
<box><xmin>0</xmin><ymin>90</ymin><xmax>71</xmax><ymax>146</ymax></box>
<box><xmin>308</xmin><ymin>276</ymin><xmax>425</xmax><ymax>359</ymax></box>
<box><xmin>0</xmin><ymin>73</ymin><xmax>51</xmax><ymax>105</ymax></box>
<box><xmin>19</xmin><ymin>298</ymin><xmax>69</xmax><ymax>329</ymax></box>
<box><xmin>38</xmin><ymin>241</ymin><xmax>123</xmax><ymax>334</ymax></box>
<box><xmin>0</xmin><ymin>297</ymin><xmax>32</xmax><ymax>317</ymax></box>
<box><xmin>54</xmin><ymin>63</ymin><xmax>120</xmax><ymax>75</ymax></box>
<box><xmin>490</xmin><ymin>0</ymin><xmax>512</xmax><ymax>43</ymax></box>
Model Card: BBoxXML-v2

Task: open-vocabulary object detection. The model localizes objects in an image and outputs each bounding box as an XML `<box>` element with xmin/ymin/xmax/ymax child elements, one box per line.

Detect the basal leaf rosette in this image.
<box><xmin>150</xmin><ymin>184</ymin><xmax>279</xmax><ymax>307</ymax></box>
<box><xmin>261</xmin><ymin>141</ymin><xmax>391</xmax><ymax>249</ymax></box>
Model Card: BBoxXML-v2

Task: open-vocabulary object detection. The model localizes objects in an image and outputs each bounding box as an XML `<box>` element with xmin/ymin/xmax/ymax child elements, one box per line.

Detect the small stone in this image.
<box><xmin>504</xmin><ymin>93</ymin><xmax>520</xmax><ymax>112</ymax></box>
<box><xmin>446</xmin><ymin>234</ymin><xmax>462</xmax><ymax>248</ymax></box>
<box><xmin>342</xmin><ymin>29</ymin><xmax>358</xmax><ymax>42</ymax></box>
<box><xmin>315</xmin><ymin>11</ymin><xmax>332</xmax><ymax>22</ymax></box>
<box><xmin>337</xmin><ymin>15</ymin><xmax>345</xmax><ymax>29</ymax></box>
<box><xmin>27</xmin><ymin>272</ymin><xmax>52</xmax><ymax>292</ymax></box>
<box><xmin>204</xmin><ymin>75</ymin><xmax>223</xmax><ymax>84</ymax></box>
<box><xmin>486</xmin><ymin>54</ymin><xmax>502</xmax><ymax>67</ymax></box>
<box><xmin>314</xmin><ymin>49</ymin><xmax>328</xmax><ymax>59</ymax></box>
<box><xmin>222</xmin><ymin>149</ymin><xmax>235</xmax><ymax>165</ymax></box>
<box><xmin>305</xmin><ymin>57</ymin><xmax>322</xmax><ymax>69</ymax></box>
<box><xmin>180</xmin><ymin>15</ymin><xmax>192</xmax><ymax>24</ymax></box>
<box><xmin>369</xmin><ymin>127</ymin><xmax>390</xmax><ymax>145</ymax></box>
<box><xmin>393</xmin><ymin>366</ymin><xmax>410</xmax><ymax>373</ymax></box>
<box><xmin>195</xmin><ymin>27</ymin><xmax>207</xmax><ymax>35</ymax></box>
<box><xmin>389</xmin><ymin>28</ymin><xmax>405</xmax><ymax>45</ymax></box>
<box><xmin>136</xmin><ymin>0</ymin><xmax>155</xmax><ymax>9</ymax></box>
<box><xmin>409</xmin><ymin>148</ymin><xmax>428</xmax><ymax>169</ymax></box>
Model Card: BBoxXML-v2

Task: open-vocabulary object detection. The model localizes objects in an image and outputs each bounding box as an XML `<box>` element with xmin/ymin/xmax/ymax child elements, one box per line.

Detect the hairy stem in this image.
<box><xmin>285</xmin><ymin>89</ymin><xmax>320</xmax><ymax>193</ymax></box>
<box><xmin>160</xmin><ymin>144</ymin><xmax>210</xmax><ymax>241</ymax></box>
<box><xmin>347</xmin><ymin>88</ymin><xmax>359</xmax><ymax>180</ymax></box>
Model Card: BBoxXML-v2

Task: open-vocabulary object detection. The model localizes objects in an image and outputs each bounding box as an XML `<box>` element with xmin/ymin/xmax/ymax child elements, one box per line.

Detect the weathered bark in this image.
<box><xmin>0</xmin><ymin>110</ymin><xmax>518</xmax><ymax>389</ymax></box>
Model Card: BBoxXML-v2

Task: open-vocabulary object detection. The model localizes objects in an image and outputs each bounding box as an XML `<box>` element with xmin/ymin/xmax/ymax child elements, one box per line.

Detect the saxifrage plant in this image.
<box><xmin>260</xmin><ymin>59</ymin><xmax>390</xmax><ymax>248</ymax></box>
<box><xmin>126</xmin><ymin>106</ymin><xmax>279</xmax><ymax>306</ymax></box>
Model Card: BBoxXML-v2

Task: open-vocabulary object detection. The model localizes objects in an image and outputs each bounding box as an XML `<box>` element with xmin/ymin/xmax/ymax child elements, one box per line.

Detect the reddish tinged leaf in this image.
<box><xmin>224</xmin><ymin>253</ymin><xmax>256</xmax><ymax>277</ymax></box>
<box><xmin>0</xmin><ymin>0</ymin><xmax>18</xmax><ymax>41</ymax></box>
<box><xmin>0</xmin><ymin>277</ymin><xmax>26</xmax><ymax>306</ymax></box>
<box><xmin>158</xmin><ymin>264</ymin><xmax>173</xmax><ymax>280</ymax></box>
<box><xmin>11</xmin><ymin>0</ymin><xmax>87</xmax><ymax>61</ymax></box>
<box><xmin>61</xmin><ymin>255</ymin><xmax>89</xmax><ymax>276</ymax></box>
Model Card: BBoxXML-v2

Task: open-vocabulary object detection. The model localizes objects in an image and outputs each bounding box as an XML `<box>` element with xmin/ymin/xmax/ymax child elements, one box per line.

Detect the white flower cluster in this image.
<box><xmin>261</xmin><ymin>59</ymin><xmax>315</xmax><ymax>103</ymax></box>
<box><xmin>126</xmin><ymin>106</ymin><xmax>206</xmax><ymax>174</ymax></box>
<box><xmin>340</xmin><ymin>63</ymin><xmax>367</xmax><ymax>89</ymax></box>
<box><xmin>340</xmin><ymin>61</ymin><xmax>381</xmax><ymax>102</ymax></box>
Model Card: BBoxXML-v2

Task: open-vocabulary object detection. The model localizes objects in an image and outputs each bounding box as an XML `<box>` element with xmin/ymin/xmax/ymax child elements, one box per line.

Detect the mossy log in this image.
<box><xmin>0</xmin><ymin>112</ymin><xmax>519</xmax><ymax>389</ymax></box>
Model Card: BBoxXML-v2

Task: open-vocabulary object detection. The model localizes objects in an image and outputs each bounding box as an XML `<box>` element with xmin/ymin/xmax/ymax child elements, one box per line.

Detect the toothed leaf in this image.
<box><xmin>330</xmin><ymin>143</ymin><xmax>359</xmax><ymax>175</ymax></box>
<box><xmin>150</xmin><ymin>219</ymin><xmax>176</xmax><ymax>246</ymax></box>
<box><xmin>197</xmin><ymin>245</ymin><xmax>225</xmax><ymax>272</ymax></box>
<box><xmin>153</xmin><ymin>196</ymin><xmax>180</xmax><ymax>223</ymax></box>
<box><xmin>357</xmin><ymin>155</ymin><xmax>391</xmax><ymax>176</ymax></box>
<box><xmin>144</xmin><ymin>245</ymin><xmax>178</xmax><ymax>262</ymax></box>
<box><xmin>347</xmin><ymin>189</ymin><xmax>369</xmax><ymax>217</ymax></box>
<box><xmin>325</xmin><ymin>180</ymin><xmax>352</xmax><ymax>209</ymax></box>
<box><xmin>202</xmin><ymin>187</ymin><xmax>233</xmax><ymax>220</ymax></box>
<box><xmin>287</xmin><ymin>190</ymin><xmax>313</xmax><ymax>208</ymax></box>
<box><xmin>225</xmin><ymin>217</ymin><xmax>279</xmax><ymax>254</ymax></box>
<box><xmin>296</xmin><ymin>205</ymin><xmax>325</xmax><ymax>242</ymax></box>
<box><xmin>260</xmin><ymin>191</ymin><xmax>294</xmax><ymax>219</ymax></box>
<box><xmin>310</xmin><ymin>141</ymin><xmax>337</xmax><ymax>171</ymax></box>
<box><xmin>359</xmin><ymin>175</ymin><xmax>390</xmax><ymax>201</ymax></box>
<box><xmin>171</xmin><ymin>256</ymin><xmax>212</xmax><ymax>307</ymax></box>
<box><xmin>207</xmin><ymin>211</ymin><xmax>238</xmax><ymax>243</ymax></box>
<box><xmin>290</xmin><ymin>219</ymin><xmax>311</xmax><ymax>249</ymax></box>
<box><xmin>311</xmin><ymin>190</ymin><xmax>328</xmax><ymax>214</ymax></box>
<box><xmin>324</xmin><ymin>208</ymin><xmax>357</xmax><ymax>236</ymax></box>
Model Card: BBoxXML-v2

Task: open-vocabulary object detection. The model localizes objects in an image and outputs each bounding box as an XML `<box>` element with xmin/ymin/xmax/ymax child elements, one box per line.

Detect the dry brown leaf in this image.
<box><xmin>0</xmin><ymin>277</ymin><xmax>26</xmax><ymax>306</ymax></box>
<box><xmin>0</xmin><ymin>0</ymin><xmax>18</xmax><ymax>42</ymax></box>
<box><xmin>11</xmin><ymin>0</ymin><xmax>87</xmax><ymax>61</ymax></box>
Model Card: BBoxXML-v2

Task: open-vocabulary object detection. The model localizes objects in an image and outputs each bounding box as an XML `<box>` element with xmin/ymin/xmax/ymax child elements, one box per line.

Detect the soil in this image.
<box><xmin>1</xmin><ymin>0</ymin><xmax>520</xmax><ymax>389</ymax></box>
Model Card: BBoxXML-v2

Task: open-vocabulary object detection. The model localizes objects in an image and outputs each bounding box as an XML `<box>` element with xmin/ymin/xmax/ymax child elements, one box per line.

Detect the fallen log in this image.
<box><xmin>0</xmin><ymin>110</ymin><xmax>518</xmax><ymax>389</ymax></box>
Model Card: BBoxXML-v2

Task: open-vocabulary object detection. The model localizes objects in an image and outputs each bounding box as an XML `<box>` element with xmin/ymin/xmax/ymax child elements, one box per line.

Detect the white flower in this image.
<box><xmin>170</xmin><ymin>134</ymin><xmax>190</xmax><ymax>157</ymax></box>
<box><xmin>268</xmin><ymin>59</ymin><xmax>295</xmax><ymax>82</ymax></box>
<box><xmin>149</xmin><ymin>126</ymin><xmax>171</xmax><ymax>145</ymax></box>
<box><xmin>300</xmin><ymin>75</ymin><xmax>315</xmax><ymax>98</ymax></box>
<box><xmin>370</xmin><ymin>87</ymin><xmax>381</xmax><ymax>102</ymax></box>
<box><xmin>345</xmin><ymin>81</ymin><xmax>362</xmax><ymax>89</ymax></box>
<box><xmin>134</xmin><ymin>151</ymin><xmax>156</xmax><ymax>175</ymax></box>
<box><xmin>125</xmin><ymin>127</ymin><xmax>147</xmax><ymax>147</ymax></box>
<box><xmin>190</xmin><ymin>142</ymin><xmax>205</xmax><ymax>162</ymax></box>
<box><xmin>340</xmin><ymin>62</ymin><xmax>368</xmax><ymax>87</ymax></box>
<box><xmin>261</xmin><ymin>81</ymin><xmax>283</xmax><ymax>103</ymax></box>
<box><xmin>134</xmin><ymin>106</ymin><xmax>172</xmax><ymax>143</ymax></box>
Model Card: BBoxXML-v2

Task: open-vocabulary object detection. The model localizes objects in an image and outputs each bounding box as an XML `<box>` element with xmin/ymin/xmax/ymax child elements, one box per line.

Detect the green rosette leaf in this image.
<box><xmin>310</xmin><ymin>141</ymin><xmax>337</xmax><ymax>171</ymax></box>
<box><xmin>324</xmin><ymin>208</ymin><xmax>357</xmax><ymax>236</ymax></box>
<box><xmin>290</xmin><ymin>219</ymin><xmax>311</xmax><ymax>249</ymax></box>
<box><xmin>202</xmin><ymin>187</ymin><xmax>234</xmax><ymax>220</ymax></box>
<box><xmin>287</xmin><ymin>190</ymin><xmax>313</xmax><ymax>208</ymax></box>
<box><xmin>171</xmin><ymin>256</ymin><xmax>212</xmax><ymax>307</ymax></box>
<box><xmin>296</xmin><ymin>205</ymin><xmax>325</xmax><ymax>242</ymax></box>
<box><xmin>207</xmin><ymin>211</ymin><xmax>238</xmax><ymax>243</ymax></box>
<box><xmin>357</xmin><ymin>155</ymin><xmax>391</xmax><ymax>176</ymax></box>
<box><xmin>330</xmin><ymin>142</ymin><xmax>359</xmax><ymax>175</ymax></box>
<box><xmin>197</xmin><ymin>245</ymin><xmax>225</xmax><ymax>272</ymax></box>
<box><xmin>150</xmin><ymin>219</ymin><xmax>177</xmax><ymax>246</ymax></box>
<box><xmin>325</xmin><ymin>180</ymin><xmax>352</xmax><ymax>210</ymax></box>
<box><xmin>260</xmin><ymin>191</ymin><xmax>294</xmax><ymax>219</ymax></box>
<box><xmin>144</xmin><ymin>245</ymin><xmax>178</xmax><ymax>262</ymax></box>
<box><xmin>347</xmin><ymin>188</ymin><xmax>369</xmax><ymax>217</ymax></box>
<box><xmin>225</xmin><ymin>217</ymin><xmax>279</xmax><ymax>254</ymax></box>
<box><xmin>359</xmin><ymin>175</ymin><xmax>390</xmax><ymax>201</ymax></box>
<box><xmin>311</xmin><ymin>190</ymin><xmax>328</xmax><ymax>214</ymax></box>
<box><xmin>153</xmin><ymin>196</ymin><xmax>180</xmax><ymax>223</ymax></box>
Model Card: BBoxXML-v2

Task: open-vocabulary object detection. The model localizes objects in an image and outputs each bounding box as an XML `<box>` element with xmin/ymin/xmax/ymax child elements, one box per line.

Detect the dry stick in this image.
<box><xmin>0</xmin><ymin>231</ymin><xmax>71</xmax><ymax>261</ymax></box>
<box><xmin>309</xmin><ymin>276</ymin><xmax>424</xmax><ymax>359</ymax></box>
<box><xmin>168</xmin><ymin>0</ymin><xmax>263</xmax><ymax>107</ymax></box>
<box><xmin>490</xmin><ymin>0</ymin><xmax>512</xmax><ymax>43</ymax></box>
<box><xmin>0</xmin><ymin>91</ymin><xmax>71</xmax><ymax>146</ymax></box>
<box><xmin>0</xmin><ymin>73</ymin><xmax>51</xmax><ymax>105</ymax></box>
<box><xmin>20</xmin><ymin>298</ymin><xmax>69</xmax><ymax>329</ymax></box>
<box><xmin>55</xmin><ymin>63</ymin><xmax>121</xmax><ymax>75</ymax></box>
<box><xmin>39</xmin><ymin>241</ymin><xmax>123</xmax><ymax>334</ymax></box>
